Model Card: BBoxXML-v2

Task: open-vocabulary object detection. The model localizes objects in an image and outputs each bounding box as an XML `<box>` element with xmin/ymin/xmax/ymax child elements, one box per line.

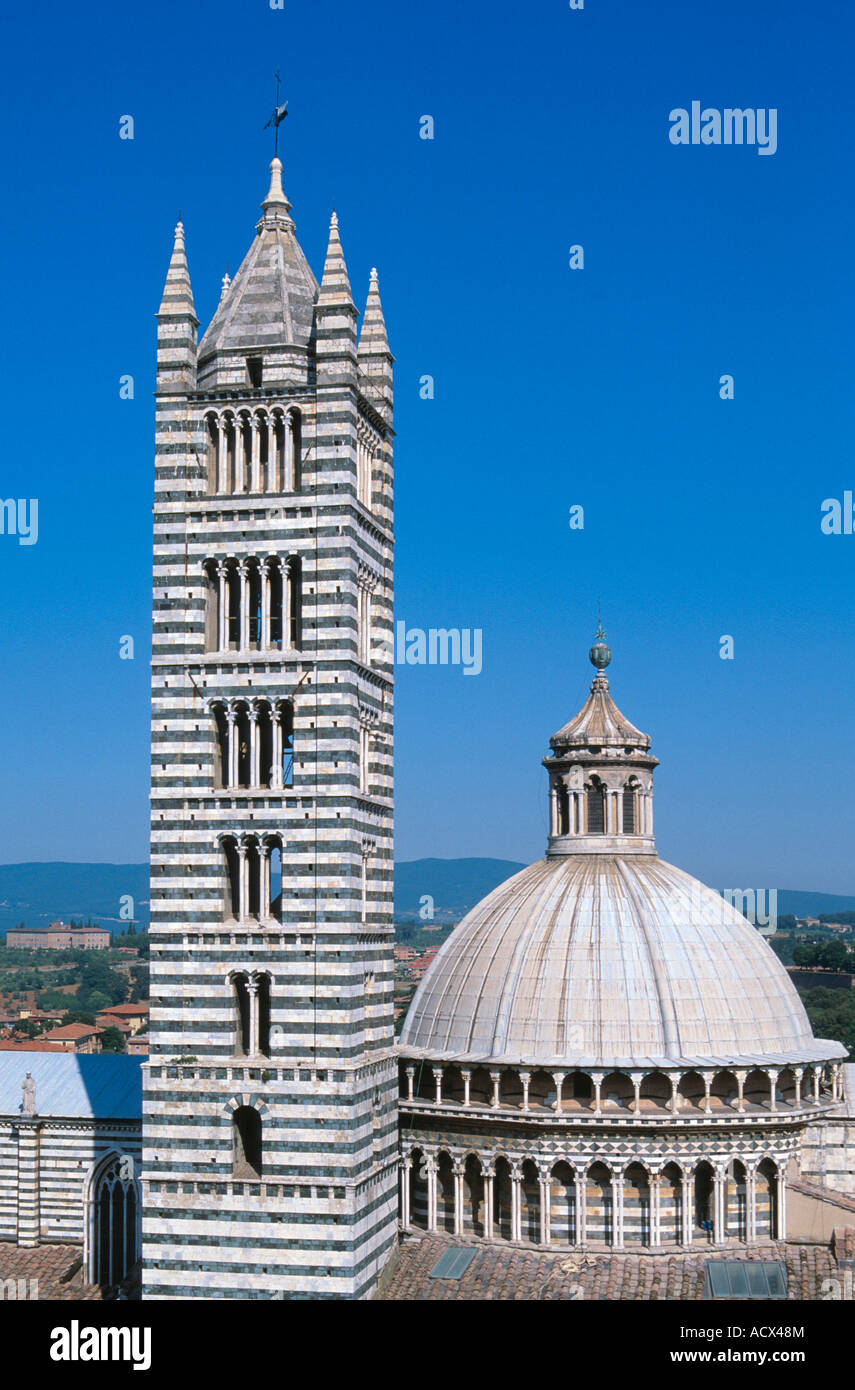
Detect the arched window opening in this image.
<box><xmin>269</xmin><ymin>842</ymin><xmax>283</xmax><ymax>922</ymax></box>
<box><xmin>233</xmin><ymin>1106</ymin><xmax>262</xmax><ymax>1179</ymax></box>
<box><xmin>90</xmin><ymin>1157</ymin><xmax>139</xmax><ymax>1289</ymax></box>
<box><xmin>205</xmin><ymin>416</ymin><xmax>217</xmax><ymax>495</ymax></box>
<box><xmin>236</xmin><ymin>705</ymin><xmax>252</xmax><ymax>788</ymax></box>
<box><xmin>233</xmin><ymin>973</ymin><xmax>250</xmax><ymax>1056</ymax></box>
<box><xmin>622</xmin><ymin>784</ymin><xmax>637</xmax><ymax>833</ymax></box>
<box><xmin>587</xmin><ymin>781</ymin><xmax>605</xmax><ymax>834</ymax></box>
<box><xmin>257</xmin><ymin>974</ymin><xmax>271</xmax><ymax>1056</ymax></box>
<box><xmin>557</xmin><ymin>783</ymin><xmax>569</xmax><ymax>836</ymax></box>
<box><xmin>289</xmin><ymin>410</ymin><xmax>302</xmax><ymax>491</ymax></box>
<box><xmin>288</xmin><ymin>558</ymin><xmax>302</xmax><ymax>650</ymax></box>
<box><xmin>223</xmin><ymin>837</ymin><xmax>240</xmax><ymax>920</ymax></box>
<box><xmin>280</xmin><ymin>703</ymin><xmax>294</xmax><ymax>788</ymax></box>
<box><xmin>226</xmin><ymin>565</ymin><xmax>240</xmax><ymax>649</ymax></box>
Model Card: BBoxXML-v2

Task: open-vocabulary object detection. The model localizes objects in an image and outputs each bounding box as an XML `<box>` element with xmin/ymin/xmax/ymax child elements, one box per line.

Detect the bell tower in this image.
<box><xmin>142</xmin><ymin>148</ymin><xmax>397</xmax><ymax>1300</ymax></box>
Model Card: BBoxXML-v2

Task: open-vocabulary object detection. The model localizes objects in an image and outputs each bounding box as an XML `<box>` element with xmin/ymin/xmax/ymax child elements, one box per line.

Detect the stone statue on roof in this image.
<box><xmin>21</xmin><ymin>1072</ymin><xmax>36</xmax><ymax>1116</ymax></box>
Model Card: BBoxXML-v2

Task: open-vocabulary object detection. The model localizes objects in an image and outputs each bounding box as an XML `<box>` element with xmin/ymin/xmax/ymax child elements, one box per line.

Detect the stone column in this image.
<box><xmin>234</xmin><ymin>417</ymin><xmax>245</xmax><ymax>493</ymax></box>
<box><xmin>510</xmin><ymin>1164</ymin><xmax>522</xmax><ymax>1242</ymax></box>
<box><xmin>250</xmin><ymin>416</ymin><xmax>261</xmax><ymax>492</ymax></box>
<box><xmin>669</xmin><ymin>1074</ymin><xmax>679</xmax><ymax>1113</ymax></box>
<box><xmin>259</xmin><ymin>560</ymin><xmax>271</xmax><ymax>649</ymax></box>
<box><xmin>247</xmin><ymin>977</ymin><xmax>259</xmax><ymax>1055</ymax></box>
<box><xmin>539</xmin><ymin>1171</ymin><xmax>551</xmax><ymax>1245</ymax></box>
<box><xmin>400</xmin><ymin>1159</ymin><xmax>412</xmax><ymax>1228</ymax></box>
<box><xmin>283</xmin><ymin>414</ymin><xmax>294</xmax><ymax>491</ymax></box>
<box><xmin>613</xmin><ymin>1169</ymin><xmax>625</xmax><ymax>1250</ymax></box>
<box><xmin>267</xmin><ymin>416</ymin><xmax>277</xmax><ymax>492</ymax></box>
<box><xmin>650</xmin><ymin>1172</ymin><xmax>661</xmax><ymax>1249</ymax></box>
<box><xmin>746</xmin><ymin>1170</ymin><xmax>757</xmax><ymax>1244</ymax></box>
<box><xmin>813</xmin><ymin>1067</ymin><xmax>821</xmax><ymax>1103</ymax></box>
<box><xmin>735</xmin><ymin>1070</ymin><xmax>746</xmax><ymax>1113</ymax></box>
<box><xmin>713</xmin><ymin>1168</ymin><xmax>726</xmax><ymax>1245</ymax></box>
<box><xmin>453</xmin><ymin>1160</ymin><xmax>465</xmax><ymax>1236</ymax></box>
<box><xmin>217</xmin><ymin>417</ymin><xmax>229</xmax><ymax>492</ymax></box>
<box><xmin>520</xmin><ymin>1071</ymin><xmax>531</xmax><ymax>1112</ymax></box>
<box><xmin>702</xmin><ymin>1072</ymin><xmax>713</xmax><ymax>1114</ymax></box>
<box><xmin>767</xmin><ymin>1068</ymin><xmax>778</xmax><ymax>1113</ymax></box>
<box><xmin>271</xmin><ymin>707</ymin><xmax>284</xmax><ymax>790</ymax></box>
<box><xmin>281</xmin><ymin>558</ymin><xmax>292</xmax><ymax>650</ymax></box>
<box><xmin>236</xmin><ymin>843</ymin><xmax>248</xmax><ymax>922</ymax></box>
<box><xmin>462</xmin><ymin>1070</ymin><xmax>471</xmax><ymax>1107</ymax></box>
<box><xmin>552</xmin><ymin>1072</ymin><xmax>564</xmax><ymax>1114</ymax></box>
<box><xmin>682</xmin><ymin>1173</ymin><xmax>694</xmax><ymax>1246</ymax></box>
<box><xmin>248</xmin><ymin>706</ymin><xmax>260</xmax><ymax>788</ymax></box>
<box><xmin>226</xmin><ymin>706</ymin><xmax>238</xmax><ymax>788</ymax></box>
<box><xmin>216</xmin><ymin>561</ymin><xmax>229</xmax><ymax>650</ymax></box>
<box><xmin>238</xmin><ymin>561</ymin><xmax>250</xmax><ymax>650</ymax></box>
<box><xmin>489</xmin><ymin>1071</ymin><xmax>501</xmax><ymax>1109</ymax></box>
<box><xmin>14</xmin><ymin>1121</ymin><xmax>41</xmax><ymax>1248</ymax></box>
<box><xmin>631</xmin><ymin>1073</ymin><xmax>642</xmax><ymax>1114</ymax></box>
<box><xmin>794</xmin><ymin>1068</ymin><xmax>803</xmax><ymax>1107</ymax></box>
<box><xmin>259</xmin><ymin>843</ymin><xmax>271</xmax><ymax>921</ymax></box>
<box><xmin>549</xmin><ymin>783</ymin><xmax>559</xmax><ymax>836</ymax></box>
<box><xmin>575</xmin><ymin>1167</ymin><xmax>587</xmax><ymax>1247</ymax></box>
<box><xmin>483</xmin><ymin>1170</ymin><xmax>494</xmax><ymax>1240</ymax></box>
<box><xmin>405</xmin><ymin>1067</ymin><xmax>415</xmax><ymax>1102</ymax></box>
<box><xmin>426</xmin><ymin>1158</ymin><xmax>438</xmax><ymax>1233</ymax></box>
<box><xmin>433</xmin><ymin>1066</ymin><xmax>443</xmax><ymax>1105</ymax></box>
<box><xmin>592</xmin><ymin>1072</ymin><xmax>603</xmax><ymax>1116</ymax></box>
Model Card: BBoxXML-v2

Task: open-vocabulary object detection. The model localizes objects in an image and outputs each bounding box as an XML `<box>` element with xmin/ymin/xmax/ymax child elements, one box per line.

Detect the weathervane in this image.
<box><xmin>264</xmin><ymin>69</ymin><xmax>289</xmax><ymax>157</ymax></box>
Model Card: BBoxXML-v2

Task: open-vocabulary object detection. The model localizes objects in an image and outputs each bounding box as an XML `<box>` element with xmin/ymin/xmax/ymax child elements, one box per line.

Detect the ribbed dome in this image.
<box><xmin>400</xmin><ymin>855</ymin><xmax>840</xmax><ymax>1070</ymax></box>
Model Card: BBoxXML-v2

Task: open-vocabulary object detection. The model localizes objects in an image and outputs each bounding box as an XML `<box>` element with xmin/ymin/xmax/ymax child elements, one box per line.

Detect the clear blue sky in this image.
<box><xmin>1</xmin><ymin>0</ymin><xmax>853</xmax><ymax>892</ymax></box>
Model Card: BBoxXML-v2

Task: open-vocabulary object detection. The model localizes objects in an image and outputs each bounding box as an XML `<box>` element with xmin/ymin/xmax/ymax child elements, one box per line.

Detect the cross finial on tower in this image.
<box><xmin>264</xmin><ymin>68</ymin><xmax>289</xmax><ymax>157</ymax></box>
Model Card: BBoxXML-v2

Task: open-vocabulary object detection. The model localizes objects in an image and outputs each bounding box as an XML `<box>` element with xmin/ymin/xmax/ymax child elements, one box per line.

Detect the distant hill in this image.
<box><xmin>394</xmin><ymin>858</ymin><xmax>526</xmax><ymax>922</ymax></box>
<box><xmin>0</xmin><ymin>863</ymin><xmax>149</xmax><ymax>936</ymax></box>
<box><xmin>0</xmin><ymin>860</ymin><xmax>853</xmax><ymax>937</ymax></box>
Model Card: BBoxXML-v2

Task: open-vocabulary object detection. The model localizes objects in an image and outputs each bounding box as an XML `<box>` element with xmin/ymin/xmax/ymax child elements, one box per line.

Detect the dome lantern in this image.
<box><xmin>543</xmin><ymin>632</ymin><xmax>658</xmax><ymax>854</ymax></box>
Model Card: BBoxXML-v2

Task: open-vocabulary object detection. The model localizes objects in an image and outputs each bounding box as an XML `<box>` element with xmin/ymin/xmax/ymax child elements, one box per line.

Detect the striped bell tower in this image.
<box><xmin>142</xmin><ymin>149</ymin><xmax>397</xmax><ymax>1300</ymax></box>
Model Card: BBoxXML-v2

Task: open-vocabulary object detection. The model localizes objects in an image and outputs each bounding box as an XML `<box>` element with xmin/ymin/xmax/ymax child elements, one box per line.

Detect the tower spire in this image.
<box><xmin>317</xmin><ymin>209</ymin><xmax>355</xmax><ymax>307</ymax></box>
<box><xmin>357</xmin><ymin>268</ymin><xmax>394</xmax><ymax>423</ymax></box>
<box><xmin>156</xmin><ymin>220</ymin><xmax>198</xmax><ymax>393</ymax></box>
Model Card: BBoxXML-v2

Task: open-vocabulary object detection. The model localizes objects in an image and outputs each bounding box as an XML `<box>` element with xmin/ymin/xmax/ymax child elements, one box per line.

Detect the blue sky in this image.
<box><xmin>1</xmin><ymin>0</ymin><xmax>853</xmax><ymax>892</ymax></box>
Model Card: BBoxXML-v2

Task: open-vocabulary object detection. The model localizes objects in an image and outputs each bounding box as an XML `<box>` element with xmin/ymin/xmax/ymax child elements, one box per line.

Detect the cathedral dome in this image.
<box><xmin>400</xmin><ymin>632</ymin><xmax>845</xmax><ymax>1074</ymax></box>
<box><xmin>399</xmin><ymin>851</ymin><xmax>832</xmax><ymax>1069</ymax></box>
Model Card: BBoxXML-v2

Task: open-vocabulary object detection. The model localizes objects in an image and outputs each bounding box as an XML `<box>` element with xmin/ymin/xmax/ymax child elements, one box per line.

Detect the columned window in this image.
<box><xmin>204</xmin><ymin>556</ymin><xmax>302</xmax><ymax>654</ymax></box>
<box><xmin>205</xmin><ymin>407</ymin><xmax>302</xmax><ymax>497</ymax></box>
<box><xmin>221</xmin><ymin>833</ymin><xmax>284</xmax><ymax>923</ymax></box>
<box><xmin>232</xmin><ymin>971</ymin><xmax>271</xmax><ymax>1057</ymax></box>
<box><xmin>211</xmin><ymin>699</ymin><xmax>294</xmax><ymax>790</ymax></box>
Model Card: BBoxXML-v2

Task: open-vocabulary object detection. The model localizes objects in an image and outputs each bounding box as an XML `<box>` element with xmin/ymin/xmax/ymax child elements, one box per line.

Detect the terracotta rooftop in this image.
<box><xmin>377</xmin><ymin>1233</ymin><xmax>849</xmax><ymax>1301</ymax></box>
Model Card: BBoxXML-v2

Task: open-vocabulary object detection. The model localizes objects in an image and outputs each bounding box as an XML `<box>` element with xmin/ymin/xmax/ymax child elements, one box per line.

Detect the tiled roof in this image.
<box><xmin>378</xmin><ymin>1234</ymin><xmax>846</xmax><ymax>1301</ymax></box>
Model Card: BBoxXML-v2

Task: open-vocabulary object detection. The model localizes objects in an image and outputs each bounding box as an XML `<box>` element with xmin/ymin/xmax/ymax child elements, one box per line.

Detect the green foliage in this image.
<box><xmin>798</xmin><ymin>986</ymin><xmax>855</xmax><ymax>1058</ymax></box>
<box><xmin>128</xmin><ymin>964</ymin><xmax>149</xmax><ymax>1002</ymax></box>
<box><xmin>12</xmin><ymin>1018</ymin><xmax>41</xmax><ymax>1038</ymax></box>
<box><xmin>792</xmin><ymin>940</ymin><xmax>853</xmax><ymax>971</ymax></box>
<box><xmin>60</xmin><ymin>1011</ymin><xmax>95</xmax><ymax>1027</ymax></box>
<box><xmin>769</xmin><ymin>935</ymin><xmax>795</xmax><ymax>966</ymax></box>
<box><xmin>100</xmin><ymin>1026</ymin><xmax>126</xmax><ymax>1053</ymax></box>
